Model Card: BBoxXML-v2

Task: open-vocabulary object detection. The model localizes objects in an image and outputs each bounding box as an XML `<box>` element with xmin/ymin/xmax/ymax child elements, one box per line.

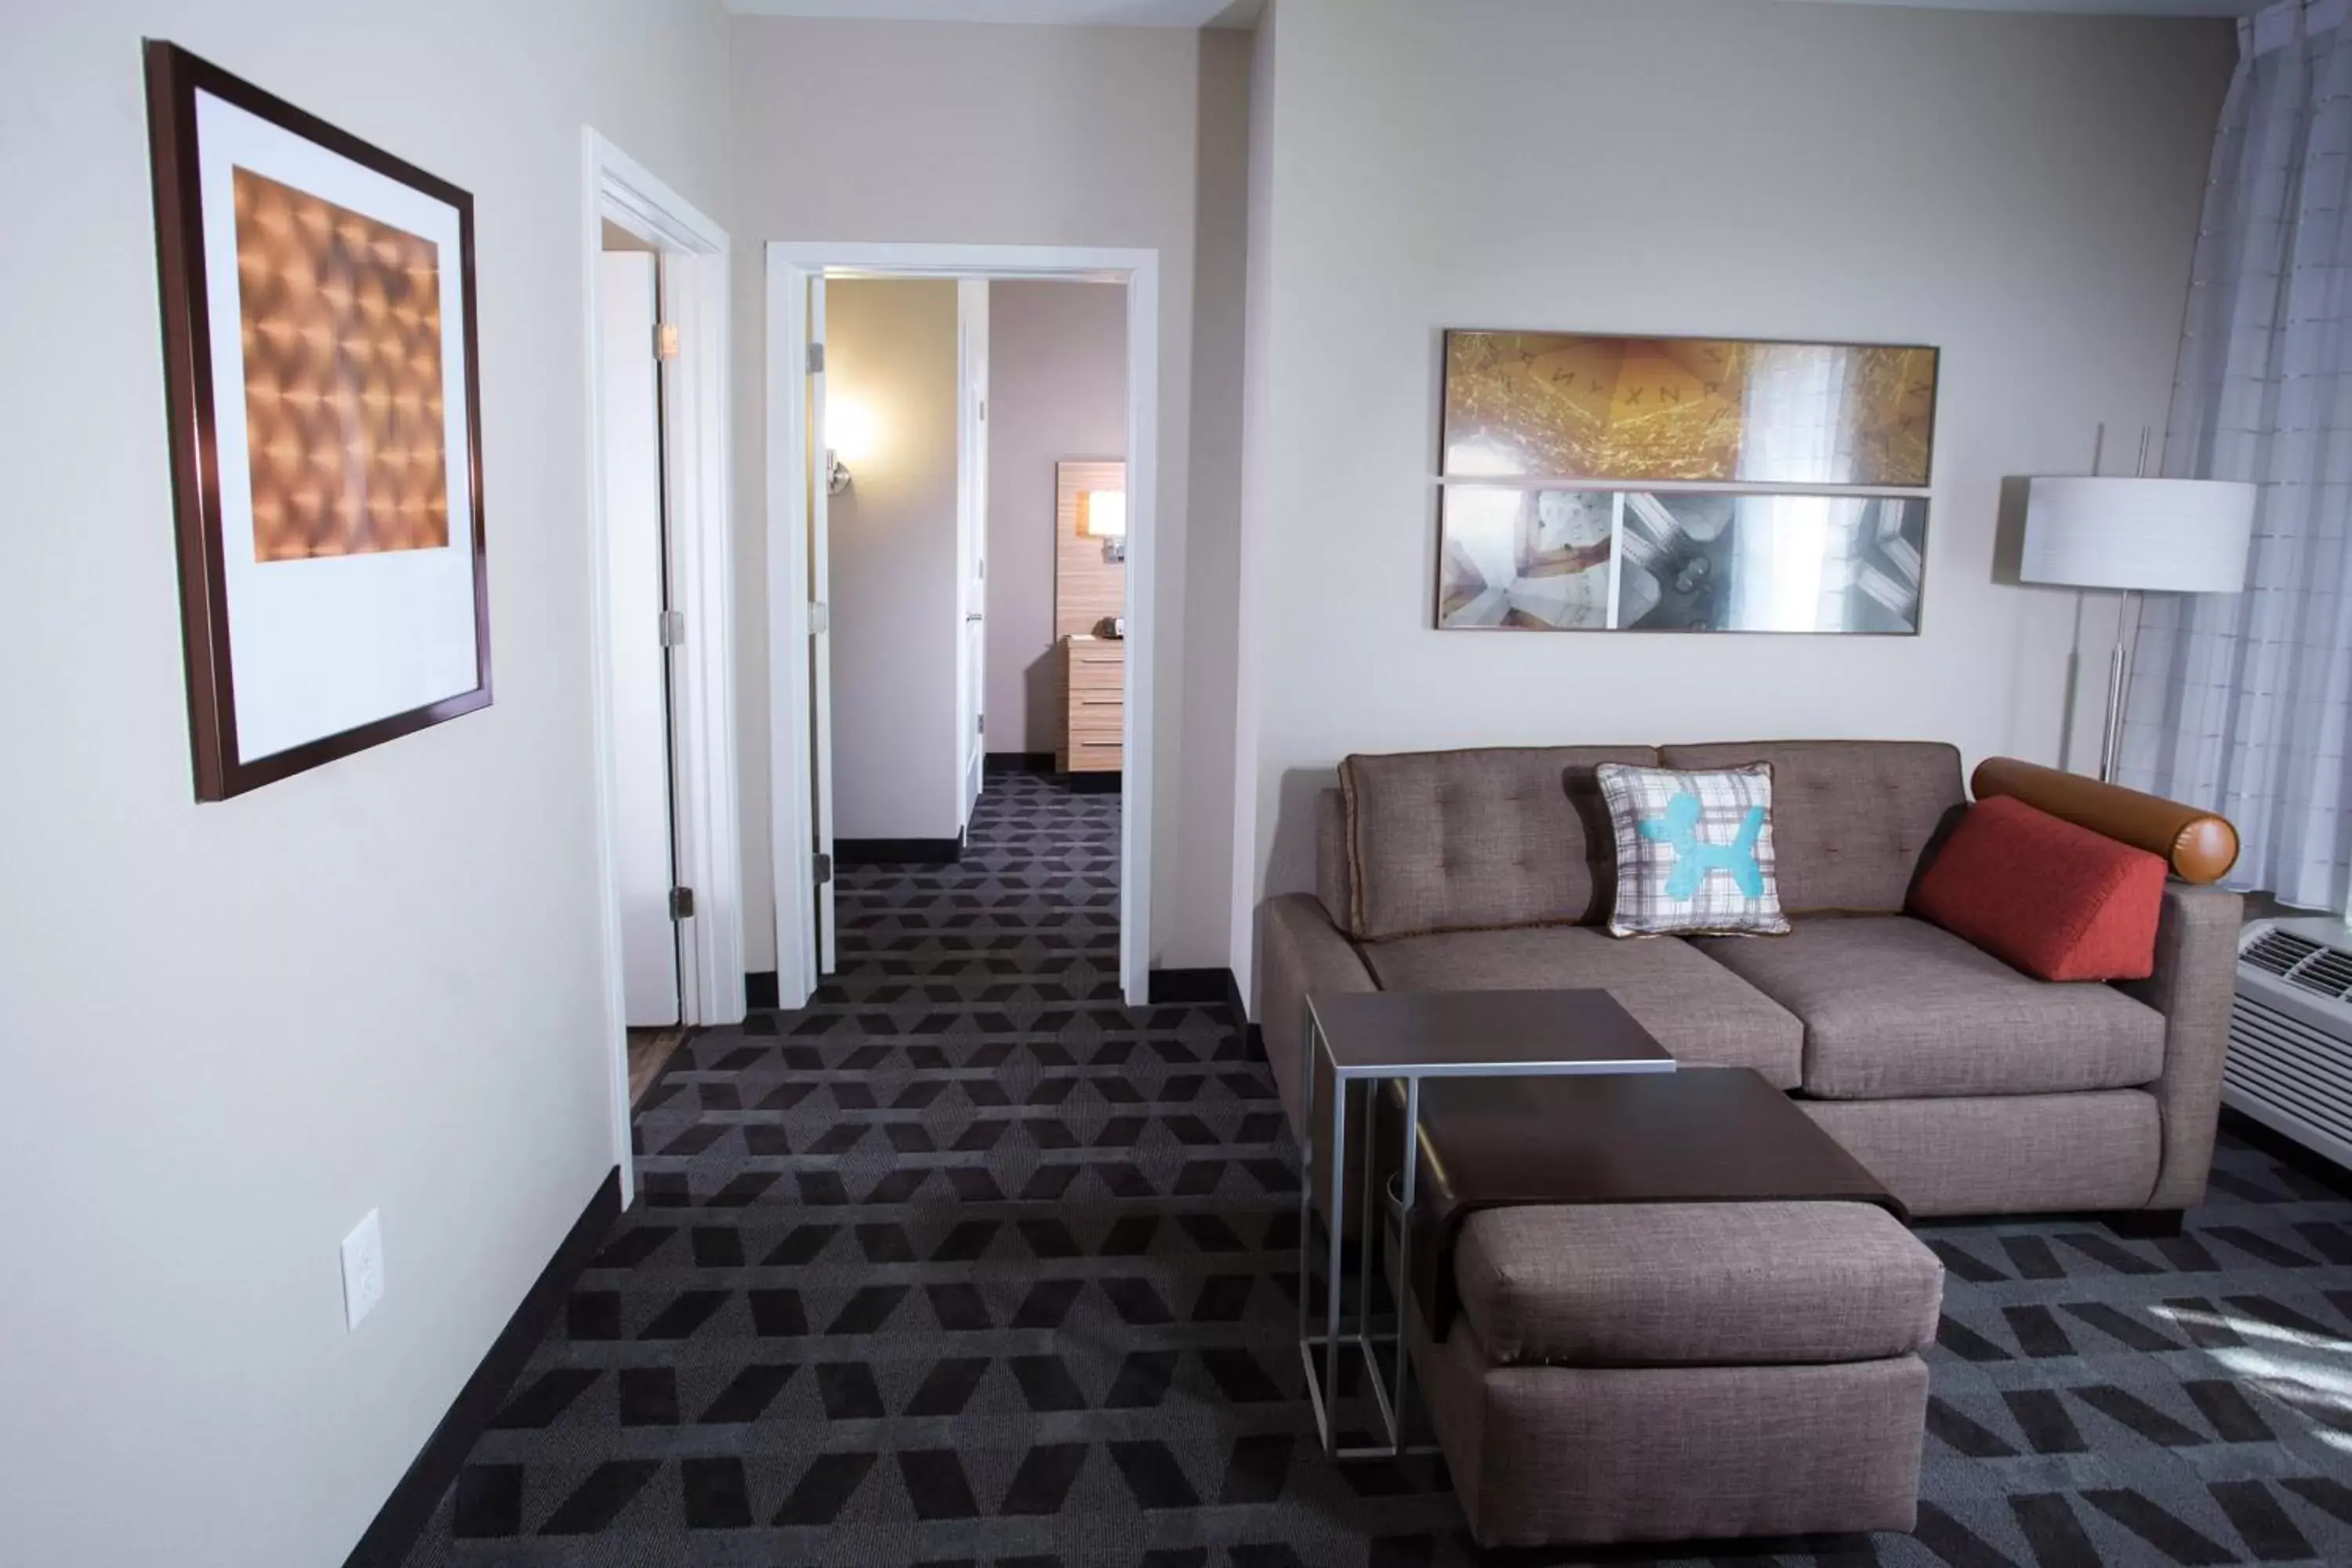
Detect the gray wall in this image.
<box><xmin>827</xmin><ymin>279</ymin><xmax>965</xmax><ymax>840</ymax></box>
<box><xmin>986</xmin><ymin>279</ymin><xmax>1129</xmax><ymax>753</ymax></box>
<box><xmin>1229</xmin><ymin>0</ymin><xmax>2234</xmax><ymax>1001</ymax></box>
<box><xmin>730</xmin><ymin>19</ymin><xmax>1252</xmax><ymax>971</ymax></box>
<box><xmin>0</xmin><ymin>2</ymin><xmax>732</xmax><ymax>1562</ymax></box>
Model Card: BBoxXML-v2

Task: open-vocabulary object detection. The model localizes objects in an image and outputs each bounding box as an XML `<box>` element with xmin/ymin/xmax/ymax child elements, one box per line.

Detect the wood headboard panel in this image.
<box><xmin>1054</xmin><ymin>458</ymin><xmax>1126</xmax><ymax>641</ymax></box>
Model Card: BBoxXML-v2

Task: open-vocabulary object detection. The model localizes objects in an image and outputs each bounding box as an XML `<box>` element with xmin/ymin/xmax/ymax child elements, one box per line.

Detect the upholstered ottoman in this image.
<box><xmin>1411</xmin><ymin>1200</ymin><xmax>1944</xmax><ymax>1548</ymax></box>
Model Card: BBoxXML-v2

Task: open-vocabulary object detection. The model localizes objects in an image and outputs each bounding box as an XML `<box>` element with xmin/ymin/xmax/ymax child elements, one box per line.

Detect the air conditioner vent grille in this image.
<box><xmin>2289</xmin><ymin>946</ymin><xmax>2352</xmax><ymax>1000</ymax></box>
<box><xmin>2244</xmin><ymin>929</ymin><xmax>2323</xmax><ymax>976</ymax></box>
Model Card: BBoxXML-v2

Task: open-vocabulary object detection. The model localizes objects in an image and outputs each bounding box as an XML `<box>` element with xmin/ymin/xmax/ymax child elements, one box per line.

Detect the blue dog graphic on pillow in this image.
<box><xmin>1639</xmin><ymin>789</ymin><xmax>1766</xmax><ymax>901</ymax></box>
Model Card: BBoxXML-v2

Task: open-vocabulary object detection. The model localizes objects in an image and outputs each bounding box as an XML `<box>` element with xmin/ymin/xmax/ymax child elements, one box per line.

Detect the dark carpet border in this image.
<box><xmin>342</xmin><ymin>1167</ymin><xmax>621</xmax><ymax>1568</ymax></box>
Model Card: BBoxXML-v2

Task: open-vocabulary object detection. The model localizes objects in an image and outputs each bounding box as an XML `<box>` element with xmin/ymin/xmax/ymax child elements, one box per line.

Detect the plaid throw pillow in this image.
<box><xmin>1596</xmin><ymin>762</ymin><xmax>1791</xmax><ymax>938</ymax></box>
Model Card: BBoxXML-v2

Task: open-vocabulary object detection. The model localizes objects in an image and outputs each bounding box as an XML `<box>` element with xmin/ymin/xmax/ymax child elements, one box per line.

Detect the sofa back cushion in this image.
<box><xmin>1659</xmin><ymin>742</ymin><xmax>1964</xmax><ymax>915</ymax></box>
<box><xmin>1315</xmin><ymin>787</ymin><xmax>1353</xmax><ymax>927</ymax></box>
<box><xmin>1337</xmin><ymin>746</ymin><xmax>1659</xmax><ymax>940</ymax></box>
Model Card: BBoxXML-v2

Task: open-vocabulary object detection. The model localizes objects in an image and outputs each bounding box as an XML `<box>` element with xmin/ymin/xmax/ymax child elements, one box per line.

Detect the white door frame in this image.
<box><xmin>583</xmin><ymin>132</ymin><xmax>744</xmax><ymax>1205</ymax></box>
<box><xmin>766</xmin><ymin>242</ymin><xmax>1160</xmax><ymax>1011</ymax></box>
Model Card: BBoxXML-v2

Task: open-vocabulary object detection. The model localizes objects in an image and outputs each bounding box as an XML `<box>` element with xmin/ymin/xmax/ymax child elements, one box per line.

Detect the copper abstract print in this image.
<box><xmin>234</xmin><ymin>168</ymin><xmax>451</xmax><ymax>561</ymax></box>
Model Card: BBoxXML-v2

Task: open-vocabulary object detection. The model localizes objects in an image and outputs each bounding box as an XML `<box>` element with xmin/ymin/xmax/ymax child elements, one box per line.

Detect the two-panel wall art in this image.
<box><xmin>147</xmin><ymin>42</ymin><xmax>490</xmax><ymax>799</ymax></box>
<box><xmin>1436</xmin><ymin>331</ymin><xmax>1939</xmax><ymax>634</ymax></box>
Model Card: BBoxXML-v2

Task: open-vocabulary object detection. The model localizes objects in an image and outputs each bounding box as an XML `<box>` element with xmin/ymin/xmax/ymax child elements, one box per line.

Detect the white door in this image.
<box><xmin>601</xmin><ymin>252</ymin><xmax>681</xmax><ymax>1027</ymax></box>
<box><xmin>808</xmin><ymin>275</ymin><xmax>837</xmax><ymax>977</ymax></box>
<box><xmin>956</xmin><ymin>280</ymin><xmax>990</xmax><ymax>824</ymax></box>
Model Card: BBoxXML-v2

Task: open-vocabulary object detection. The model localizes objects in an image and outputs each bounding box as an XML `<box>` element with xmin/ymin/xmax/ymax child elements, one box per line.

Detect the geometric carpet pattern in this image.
<box><xmin>401</xmin><ymin>771</ymin><xmax>2352</xmax><ymax>1566</ymax></box>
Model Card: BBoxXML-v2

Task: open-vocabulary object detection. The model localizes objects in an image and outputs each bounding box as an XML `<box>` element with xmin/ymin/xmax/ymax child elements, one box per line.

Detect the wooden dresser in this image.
<box><xmin>1058</xmin><ymin>634</ymin><xmax>1124</xmax><ymax>774</ymax></box>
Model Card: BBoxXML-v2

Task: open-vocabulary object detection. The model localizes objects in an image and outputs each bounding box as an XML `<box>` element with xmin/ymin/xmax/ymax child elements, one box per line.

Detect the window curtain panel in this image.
<box><xmin>2123</xmin><ymin>0</ymin><xmax>2352</xmax><ymax>911</ymax></box>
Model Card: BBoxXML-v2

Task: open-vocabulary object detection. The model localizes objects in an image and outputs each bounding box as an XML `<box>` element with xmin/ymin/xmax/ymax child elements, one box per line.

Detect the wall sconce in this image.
<box><xmin>826</xmin><ymin>394</ymin><xmax>877</xmax><ymax>497</ymax></box>
<box><xmin>1082</xmin><ymin>490</ymin><xmax>1127</xmax><ymax>563</ymax></box>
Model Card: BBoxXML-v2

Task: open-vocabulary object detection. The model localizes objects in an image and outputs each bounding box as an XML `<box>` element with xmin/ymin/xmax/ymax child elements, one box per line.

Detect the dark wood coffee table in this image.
<box><xmin>1297</xmin><ymin>988</ymin><xmax>1675</xmax><ymax>1458</ymax></box>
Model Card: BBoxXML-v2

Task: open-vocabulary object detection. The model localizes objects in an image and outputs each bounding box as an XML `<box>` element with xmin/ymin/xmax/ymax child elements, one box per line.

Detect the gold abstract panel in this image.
<box><xmin>1442</xmin><ymin>332</ymin><xmax>1937</xmax><ymax>488</ymax></box>
<box><xmin>234</xmin><ymin>167</ymin><xmax>449</xmax><ymax>561</ymax></box>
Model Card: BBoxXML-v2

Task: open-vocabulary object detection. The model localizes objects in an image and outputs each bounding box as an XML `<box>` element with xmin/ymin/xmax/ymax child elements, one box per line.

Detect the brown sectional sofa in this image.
<box><xmin>1261</xmin><ymin>740</ymin><xmax>2245</xmax><ymax>1227</ymax></box>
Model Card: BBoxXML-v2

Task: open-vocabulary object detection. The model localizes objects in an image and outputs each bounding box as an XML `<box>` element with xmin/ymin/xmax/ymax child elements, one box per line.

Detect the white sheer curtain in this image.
<box><xmin>2122</xmin><ymin>0</ymin><xmax>2352</xmax><ymax>912</ymax></box>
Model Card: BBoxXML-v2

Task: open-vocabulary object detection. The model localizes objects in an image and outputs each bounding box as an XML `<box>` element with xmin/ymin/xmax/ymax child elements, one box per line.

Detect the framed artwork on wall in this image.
<box><xmin>1441</xmin><ymin>331</ymin><xmax>1939</xmax><ymax>488</ymax></box>
<box><xmin>1437</xmin><ymin>486</ymin><xmax>1928</xmax><ymax>633</ymax></box>
<box><xmin>145</xmin><ymin>41</ymin><xmax>490</xmax><ymax>800</ymax></box>
<box><xmin>1434</xmin><ymin>328</ymin><xmax>1938</xmax><ymax>633</ymax></box>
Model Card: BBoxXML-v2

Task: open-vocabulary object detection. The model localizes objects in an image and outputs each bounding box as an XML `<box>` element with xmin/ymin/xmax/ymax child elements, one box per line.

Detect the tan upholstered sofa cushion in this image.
<box><xmin>1661</xmin><ymin>741</ymin><xmax>1963</xmax><ymax>914</ymax></box>
<box><xmin>1454</xmin><ymin>1201</ymin><xmax>1943</xmax><ymax>1367</ymax></box>
<box><xmin>1697</xmin><ymin>916</ymin><xmax>2165</xmax><ymax>1101</ymax></box>
<box><xmin>1337</xmin><ymin>746</ymin><xmax>1657</xmax><ymax>940</ymax></box>
<box><xmin>1359</xmin><ymin>926</ymin><xmax>1802</xmax><ymax>1088</ymax></box>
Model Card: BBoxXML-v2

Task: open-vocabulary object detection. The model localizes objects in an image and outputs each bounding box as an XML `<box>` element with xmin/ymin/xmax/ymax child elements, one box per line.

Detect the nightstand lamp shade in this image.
<box><xmin>2020</xmin><ymin>477</ymin><xmax>2256</xmax><ymax>593</ymax></box>
<box><xmin>2018</xmin><ymin>474</ymin><xmax>2257</xmax><ymax>783</ymax></box>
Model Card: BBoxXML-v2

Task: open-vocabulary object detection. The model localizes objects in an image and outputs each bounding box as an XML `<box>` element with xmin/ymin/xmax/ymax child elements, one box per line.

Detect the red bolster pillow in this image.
<box><xmin>1909</xmin><ymin>794</ymin><xmax>2168</xmax><ymax>982</ymax></box>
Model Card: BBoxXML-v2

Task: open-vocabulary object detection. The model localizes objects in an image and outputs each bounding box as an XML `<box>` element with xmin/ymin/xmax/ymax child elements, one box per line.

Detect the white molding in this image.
<box><xmin>766</xmin><ymin>242</ymin><xmax>1160</xmax><ymax>1008</ymax></box>
<box><xmin>583</xmin><ymin>130</ymin><xmax>740</xmax><ymax>1207</ymax></box>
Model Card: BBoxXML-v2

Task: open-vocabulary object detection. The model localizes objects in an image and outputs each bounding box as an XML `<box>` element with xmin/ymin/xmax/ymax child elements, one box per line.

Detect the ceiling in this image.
<box><xmin>720</xmin><ymin>0</ymin><xmax>1256</xmax><ymax>24</ymax></box>
<box><xmin>1798</xmin><ymin>0</ymin><xmax>2262</xmax><ymax>15</ymax></box>
<box><xmin>719</xmin><ymin>0</ymin><xmax>2259</xmax><ymax>21</ymax></box>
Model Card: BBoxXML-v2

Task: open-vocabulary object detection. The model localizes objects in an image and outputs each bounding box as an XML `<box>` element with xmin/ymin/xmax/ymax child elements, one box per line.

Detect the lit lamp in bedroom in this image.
<box><xmin>2020</xmin><ymin>475</ymin><xmax>2256</xmax><ymax>782</ymax></box>
<box><xmin>1083</xmin><ymin>488</ymin><xmax>1127</xmax><ymax>563</ymax></box>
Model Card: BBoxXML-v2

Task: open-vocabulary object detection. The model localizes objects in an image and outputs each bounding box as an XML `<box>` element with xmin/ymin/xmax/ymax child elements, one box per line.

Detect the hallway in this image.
<box><xmin>404</xmin><ymin>769</ymin><xmax>1459</xmax><ymax>1565</ymax></box>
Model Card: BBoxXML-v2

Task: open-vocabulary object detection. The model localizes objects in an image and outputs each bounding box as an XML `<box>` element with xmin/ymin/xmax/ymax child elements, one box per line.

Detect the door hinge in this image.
<box><xmin>807</xmin><ymin>342</ymin><xmax>826</xmax><ymax>374</ymax></box>
<box><xmin>976</xmin><ymin>713</ymin><xmax>984</xmax><ymax>735</ymax></box>
<box><xmin>654</xmin><ymin>322</ymin><xmax>680</xmax><ymax>361</ymax></box>
<box><xmin>808</xmin><ymin>601</ymin><xmax>829</xmax><ymax>634</ymax></box>
<box><xmin>659</xmin><ymin>608</ymin><xmax>685</xmax><ymax>648</ymax></box>
<box><xmin>669</xmin><ymin>886</ymin><xmax>695</xmax><ymax>920</ymax></box>
<box><xmin>812</xmin><ymin>852</ymin><xmax>833</xmax><ymax>887</ymax></box>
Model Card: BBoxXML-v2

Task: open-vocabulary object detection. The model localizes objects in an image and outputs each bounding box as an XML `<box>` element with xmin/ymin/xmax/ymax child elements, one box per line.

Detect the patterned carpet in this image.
<box><xmin>403</xmin><ymin>771</ymin><xmax>2352</xmax><ymax>1567</ymax></box>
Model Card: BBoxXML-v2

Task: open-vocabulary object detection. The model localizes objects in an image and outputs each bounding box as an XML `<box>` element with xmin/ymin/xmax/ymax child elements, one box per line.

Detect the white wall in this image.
<box><xmin>828</xmin><ymin>278</ymin><xmax>965</xmax><ymax>841</ymax></box>
<box><xmin>731</xmin><ymin>18</ymin><xmax>1251</xmax><ymax>970</ymax></box>
<box><xmin>1230</xmin><ymin>0</ymin><xmax>2232</xmax><ymax>1001</ymax></box>
<box><xmin>0</xmin><ymin>2</ymin><xmax>731</xmax><ymax>1563</ymax></box>
<box><xmin>986</xmin><ymin>279</ymin><xmax>1129</xmax><ymax>752</ymax></box>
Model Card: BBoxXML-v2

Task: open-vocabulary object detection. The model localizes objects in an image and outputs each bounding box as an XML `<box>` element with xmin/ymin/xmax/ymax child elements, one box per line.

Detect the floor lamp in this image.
<box><xmin>2020</xmin><ymin>476</ymin><xmax>2256</xmax><ymax>782</ymax></box>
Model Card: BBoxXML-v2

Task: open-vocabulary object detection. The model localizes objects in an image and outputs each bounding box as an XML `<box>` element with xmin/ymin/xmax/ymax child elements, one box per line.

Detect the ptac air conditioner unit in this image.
<box><xmin>2227</xmin><ymin>917</ymin><xmax>2352</xmax><ymax>1171</ymax></box>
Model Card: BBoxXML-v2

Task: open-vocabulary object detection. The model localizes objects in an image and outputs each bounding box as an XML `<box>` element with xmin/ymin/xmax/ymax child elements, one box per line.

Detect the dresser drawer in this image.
<box><xmin>1067</xmin><ymin>644</ymin><xmax>1124</xmax><ymax>693</ymax></box>
<box><xmin>1067</xmin><ymin>737</ymin><xmax>1123</xmax><ymax>772</ymax></box>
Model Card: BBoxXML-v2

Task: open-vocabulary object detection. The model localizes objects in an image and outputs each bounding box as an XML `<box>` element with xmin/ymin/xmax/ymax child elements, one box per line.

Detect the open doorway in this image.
<box><xmin>582</xmin><ymin>134</ymin><xmax>742</xmax><ymax>1205</ymax></box>
<box><xmin>766</xmin><ymin>245</ymin><xmax>1160</xmax><ymax>1011</ymax></box>
<box><xmin>597</xmin><ymin>224</ymin><xmax>688</xmax><ymax>1091</ymax></box>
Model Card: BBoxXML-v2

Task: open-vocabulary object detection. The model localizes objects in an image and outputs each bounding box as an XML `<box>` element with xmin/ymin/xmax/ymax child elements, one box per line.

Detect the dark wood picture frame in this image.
<box><xmin>145</xmin><ymin>41</ymin><xmax>491</xmax><ymax>800</ymax></box>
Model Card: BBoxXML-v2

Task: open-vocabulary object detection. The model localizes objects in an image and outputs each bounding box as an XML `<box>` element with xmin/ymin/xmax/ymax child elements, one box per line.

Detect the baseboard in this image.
<box><xmin>1068</xmin><ymin>771</ymin><xmax>1120</xmax><ymax>794</ymax></box>
<box><xmin>984</xmin><ymin>751</ymin><xmax>1055</xmax><ymax>776</ymax></box>
<box><xmin>743</xmin><ymin>970</ymin><xmax>779</xmax><ymax>1011</ymax></box>
<box><xmin>341</xmin><ymin>1167</ymin><xmax>622</xmax><ymax>1568</ymax></box>
<box><xmin>1148</xmin><ymin>966</ymin><xmax>1232</xmax><ymax>1005</ymax></box>
<box><xmin>2220</xmin><ymin>1105</ymin><xmax>2352</xmax><ymax>1199</ymax></box>
<box><xmin>835</xmin><ymin>834</ymin><xmax>963</xmax><ymax>867</ymax></box>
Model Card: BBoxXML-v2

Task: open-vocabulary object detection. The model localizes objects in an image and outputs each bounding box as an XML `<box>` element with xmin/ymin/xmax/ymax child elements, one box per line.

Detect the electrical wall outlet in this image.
<box><xmin>340</xmin><ymin>1209</ymin><xmax>385</xmax><ymax>1331</ymax></box>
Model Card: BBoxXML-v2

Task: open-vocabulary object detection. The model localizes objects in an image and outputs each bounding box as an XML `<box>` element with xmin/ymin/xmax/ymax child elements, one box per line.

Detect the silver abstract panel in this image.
<box><xmin>1437</xmin><ymin>486</ymin><xmax>1926</xmax><ymax>634</ymax></box>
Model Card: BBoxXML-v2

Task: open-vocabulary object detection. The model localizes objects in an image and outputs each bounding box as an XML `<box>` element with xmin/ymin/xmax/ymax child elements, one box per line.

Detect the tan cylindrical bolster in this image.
<box><xmin>1969</xmin><ymin>757</ymin><xmax>2238</xmax><ymax>884</ymax></box>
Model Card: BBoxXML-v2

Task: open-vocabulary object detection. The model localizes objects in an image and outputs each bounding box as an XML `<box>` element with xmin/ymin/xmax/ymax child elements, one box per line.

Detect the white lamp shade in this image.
<box><xmin>2020</xmin><ymin>476</ymin><xmax>2256</xmax><ymax>593</ymax></box>
<box><xmin>1083</xmin><ymin>490</ymin><xmax>1127</xmax><ymax>539</ymax></box>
